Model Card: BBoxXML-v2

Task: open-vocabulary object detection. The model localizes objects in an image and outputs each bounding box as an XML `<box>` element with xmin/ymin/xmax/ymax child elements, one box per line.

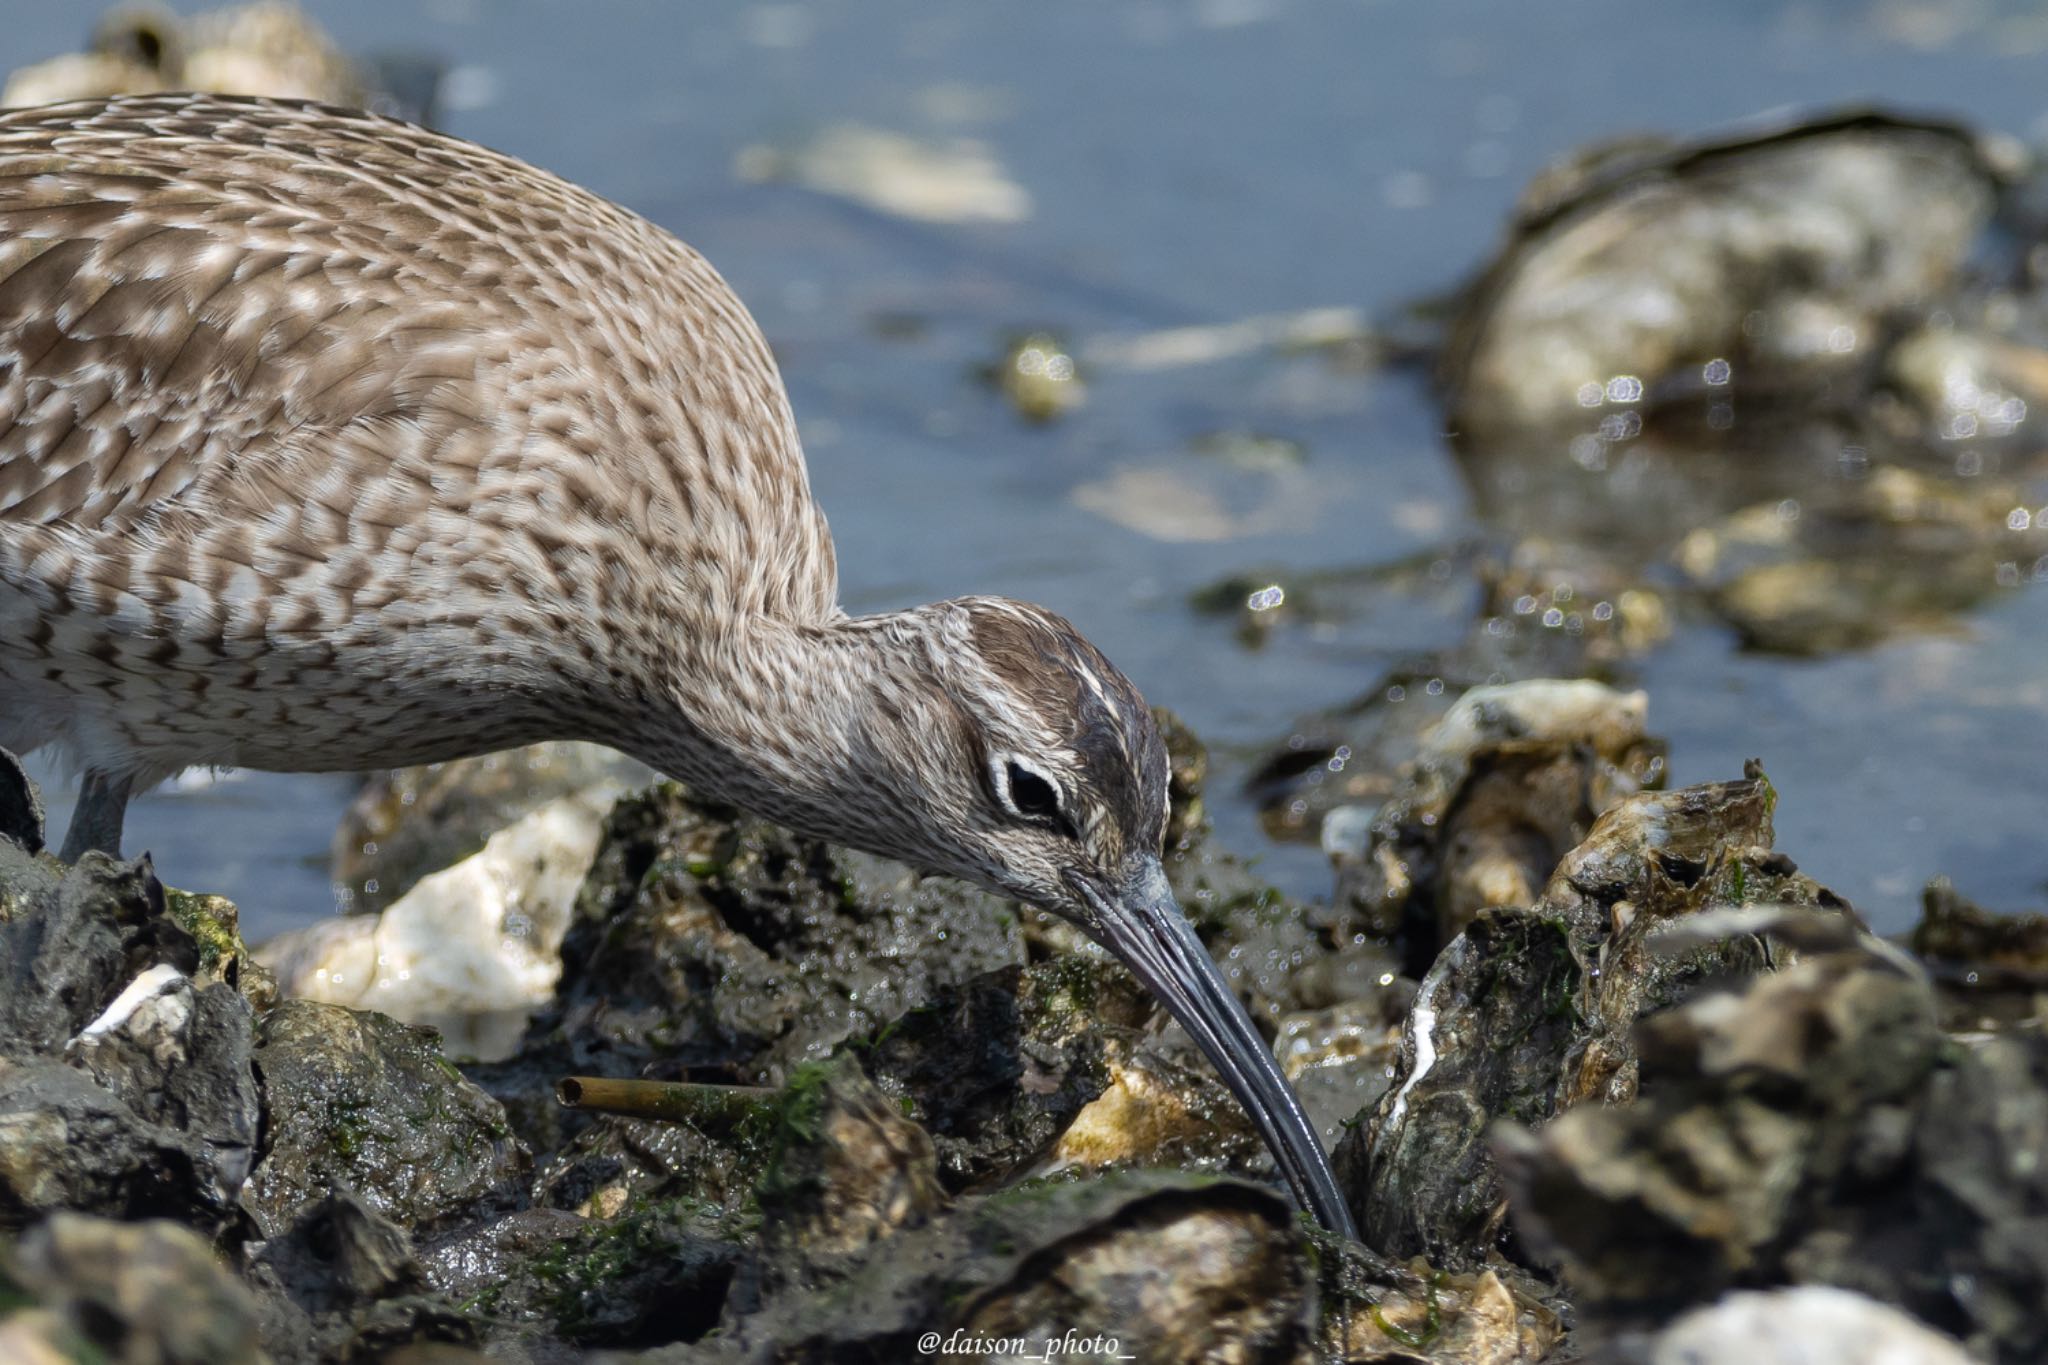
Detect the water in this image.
<box><xmin>14</xmin><ymin>0</ymin><xmax>2047</xmax><ymax>939</ymax></box>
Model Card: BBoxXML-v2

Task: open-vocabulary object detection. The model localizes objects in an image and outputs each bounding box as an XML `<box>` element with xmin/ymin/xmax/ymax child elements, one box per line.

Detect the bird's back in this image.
<box><xmin>0</xmin><ymin>93</ymin><xmax>837</xmax><ymax>777</ymax></box>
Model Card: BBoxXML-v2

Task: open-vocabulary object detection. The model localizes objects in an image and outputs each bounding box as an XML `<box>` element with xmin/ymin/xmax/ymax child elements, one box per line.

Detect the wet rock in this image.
<box><xmin>1338</xmin><ymin>910</ymin><xmax>1584</xmax><ymax>1271</ymax></box>
<box><xmin>538</xmin><ymin>1108</ymin><xmax>767</xmax><ymax>1219</ymax></box>
<box><xmin>1911</xmin><ymin>878</ymin><xmax>2048</xmax><ymax>1034</ymax></box>
<box><xmin>0</xmin><ymin>845</ymin><xmax>190</xmax><ymax>1059</ymax></box>
<box><xmin>1176</xmin><ymin>823</ymin><xmax>1411</xmax><ymax>1014</ymax></box>
<box><xmin>1433</xmin><ymin>743</ymin><xmax>1617</xmax><ymax>943</ymax></box>
<box><xmin>0</xmin><ymin>843</ymin><xmax>260</xmax><ymax>1233</ymax></box>
<box><xmin>254</xmin><ymin>1188</ymin><xmax>425</xmax><ymax>1315</ymax></box>
<box><xmin>1675</xmin><ymin>464</ymin><xmax>2034</xmax><ymax>653</ymax></box>
<box><xmin>5</xmin><ymin>1</ymin><xmax>372</xmax><ymax>109</ymax></box>
<box><xmin>1417</xmin><ymin>680</ymin><xmax>1651</xmax><ymax>775</ymax></box>
<box><xmin>1432</xmin><ymin>111</ymin><xmax>2047</xmax><ymax>655</ymax></box>
<box><xmin>948</xmin><ymin>1187</ymin><xmax>1306</xmax><ymax>1365</ymax></box>
<box><xmin>522</xmin><ymin>783</ymin><xmax>1023</xmax><ymax>1090</ymax></box>
<box><xmin>1452</xmin><ymin>407</ymin><xmax>1912</xmax><ymax>609</ymax></box>
<box><xmin>244</xmin><ymin>1189</ymin><xmax>481</xmax><ymax>1364</ymax></box>
<box><xmin>426</xmin><ymin>1200</ymin><xmax>743</xmax><ymax>1352</ymax></box>
<box><xmin>686</xmin><ymin>1174</ymin><xmax>1310</xmax><ymax>1364</ymax></box>
<box><xmin>66</xmin><ymin>961</ymin><xmax>260</xmax><ymax>1213</ymax></box>
<box><xmin>1443</xmin><ymin>111</ymin><xmax>2007</xmax><ymax>440</ymax></box>
<box><xmin>1248</xmin><ymin>677</ymin><xmax>1466</xmax><ymax>847</ymax></box>
<box><xmin>331</xmin><ymin>741</ymin><xmax>650</xmax><ymax>917</ymax></box>
<box><xmin>377</xmin><ymin>1348</ymin><xmax>494</xmax><ymax>1365</ymax></box>
<box><xmin>1313</xmin><ymin>1234</ymin><xmax>1563</xmax><ymax>1365</ymax></box>
<box><xmin>1498</xmin><ymin>943</ymin><xmax>2048</xmax><ymax>1362</ymax></box>
<box><xmin>244</xmin><ymin>1000</ymin><xmax>528</xmax><ymax>1239</ymax></box>
<box><xmin>1640</xmin><ymin>1287</ymin><xmax>1975</xmax><ymax>1365</ymax></box>
<box><xmin>1911</xmin><ymin>1034</ymin><xmax>2048</xmax><ymax>1359</ymax></box>
<box><xmin>856</xmin><ymin>957</ymin><xmax>1150</xmax><ymax>1194</ymax></box>
<box><xmin>1327</xmin><ymin>678</ymin><xmax>1665</xmax><ymax>956</ymax></box>
<box><xmin>0</xmin><ymin>1063</ymin><xmax>218</xmax><ymax>1231</ymax></box>
<box><xmin>856</xmin><ymin>945</ymin><xmax>1368</xmax><ymax>1203</ymax></box>
<box><xmin>1885</xmin><ymin>320</ymin><xmax>2048</xmax><ymax>452</ymax></box>
<box><xmin>743</xmin><ymin>1053</ymin><xmax>946</xmax><ymax>1302</ymax></box>
<box><xmin>1498</xmin><ymin>953</ymin><xmax>1937</xmax><ymax>1305</ymax></box>
<box><xmin>3</xmin><ymin>1212</ymin><xmax>268</xmax><ymax>1365</ymax></box>
<box><xmin>0</xmin><ymin>1314</ymin><xmax>79</xmax><ymax>1365</ymax></box>
<box><xmin>165</xmin><ymin>888</ymin><xmax>276</xmax><ymax>1008</ymax></box>
<box><xmin>1153</xmin><ymin>705</ymin><xmax>1210</xmax><ymax>851</ymax></box>
<box><xmin>264</xmin><ymin>784</ymin><xmax>620</xmax><ymax>1062</ymax></box>
<box><xmin>447</xmin><ymin>1062</ymin><xmax>932</xmax><ymax>1352</ymax></box>
<box><xmin>1913</xmin><ymin>877</ymin><xmax>2048</xmax><ymax>975</ymax></box>
<box><xmin>1275</xmin><ymin>995</ymin><xmax>1409</xmax><ymax>1151</ymax></box>
<box><xmin>1047</xmin><ymin>1043</ymin><xmax>1266</xmax><ymax>1183</ymax></box>
<box><xmin>1346</xmin><ymin>771</ymin><xmax>1846</xmax><ymax>1267</ymax></box>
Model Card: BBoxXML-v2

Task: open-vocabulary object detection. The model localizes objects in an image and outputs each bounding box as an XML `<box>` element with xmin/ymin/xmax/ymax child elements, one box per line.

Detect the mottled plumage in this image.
<box><xmin>0</xmin><ymin>94</ymin><xmax>830</xmax><ymax>790</ymax></box>
<box><xmin>0</xmin><ymin>93</ymin><xmax>1353</xmax><ymax>1237</ymax></box>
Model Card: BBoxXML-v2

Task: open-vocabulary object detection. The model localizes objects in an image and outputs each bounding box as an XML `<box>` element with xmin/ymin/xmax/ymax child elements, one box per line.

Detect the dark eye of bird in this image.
<box><xmin>1006</xmin><ymin>763</ymin><xmax>1062</xmax><ymax>819</ymax></box>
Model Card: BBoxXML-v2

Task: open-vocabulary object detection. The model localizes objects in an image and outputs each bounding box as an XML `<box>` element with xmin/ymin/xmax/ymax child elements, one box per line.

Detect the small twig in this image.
<box><xmin>556</xmin><ymin>1076</ymin><xmax>780</xmax><ymax>1129</ymax></box>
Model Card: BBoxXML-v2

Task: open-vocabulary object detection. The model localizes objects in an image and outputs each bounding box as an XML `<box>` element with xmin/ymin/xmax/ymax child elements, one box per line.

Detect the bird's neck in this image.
<box><xmin>619</xmin><ymin>609</ymin><xmax>930</xmax><ymax>858</ymax></box>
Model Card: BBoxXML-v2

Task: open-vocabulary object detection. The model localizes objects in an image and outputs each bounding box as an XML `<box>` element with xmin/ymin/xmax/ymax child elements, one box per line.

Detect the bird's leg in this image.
<box><xmin>59</xmin><ymin>769</ymin><xmax>134</xmax><ymax>862</ymax></box>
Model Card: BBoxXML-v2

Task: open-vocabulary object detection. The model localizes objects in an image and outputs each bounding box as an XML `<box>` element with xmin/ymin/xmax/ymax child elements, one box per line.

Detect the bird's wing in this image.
<box><xmin>0</xmin><ymin>92</ymin><xmax>843</xmax><ymax>622</ymax></box>
<box><xmin>0</xmin><ymin>93</ymin><xmax>602</xmax><ymax>534</ymax></box>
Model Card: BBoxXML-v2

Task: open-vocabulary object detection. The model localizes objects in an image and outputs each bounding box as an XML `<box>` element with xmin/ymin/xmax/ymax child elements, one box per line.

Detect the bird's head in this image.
<box><xmin>842</xmin><ymin>596</ymin><xmax>1355</xmax><ymax>1237</ymax></box>
<box><xmin>861</xmin><ymin>596</ymin><xmax>1169</xmax><ymax>917</ymax></box>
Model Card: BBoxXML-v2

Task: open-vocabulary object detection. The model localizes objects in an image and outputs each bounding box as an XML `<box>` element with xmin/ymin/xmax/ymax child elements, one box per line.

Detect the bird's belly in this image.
<box><xmin>0</xmin><ymin>557</ymin><xmax>579</xmax><ymax>780</ymax></box>
<box><xmin>0</xmin><ymin>646</ymin><xmax>564</xmax><ymax>778</ymax></box>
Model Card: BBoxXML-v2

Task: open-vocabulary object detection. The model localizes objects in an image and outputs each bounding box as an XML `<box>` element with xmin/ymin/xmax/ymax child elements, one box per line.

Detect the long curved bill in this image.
<box><xmin>1073</xmin><ymin>856</ymin><xmax>1359</xmax><ymax>1240</ymax></box>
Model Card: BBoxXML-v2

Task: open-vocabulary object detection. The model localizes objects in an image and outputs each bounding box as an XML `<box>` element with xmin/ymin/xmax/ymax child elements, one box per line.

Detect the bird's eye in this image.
<box><xmin>1006</xmin><ymin>762</ymin><xmax>1062</xmax><ymax>819</ymax></box>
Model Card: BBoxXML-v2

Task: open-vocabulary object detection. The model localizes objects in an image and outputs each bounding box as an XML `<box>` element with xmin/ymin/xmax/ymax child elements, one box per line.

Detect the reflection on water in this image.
<box><xmin>11</xmin><ymin>0</ymin><xmax>2047</xmax><ymax>936</ymax></box>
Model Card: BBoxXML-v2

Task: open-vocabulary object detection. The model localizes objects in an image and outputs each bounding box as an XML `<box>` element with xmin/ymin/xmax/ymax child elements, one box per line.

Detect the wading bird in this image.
<box><xmin>0</xmin><ymin>93</ymin><xmax>1355</xmax><ymax>1237</ymax></box>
